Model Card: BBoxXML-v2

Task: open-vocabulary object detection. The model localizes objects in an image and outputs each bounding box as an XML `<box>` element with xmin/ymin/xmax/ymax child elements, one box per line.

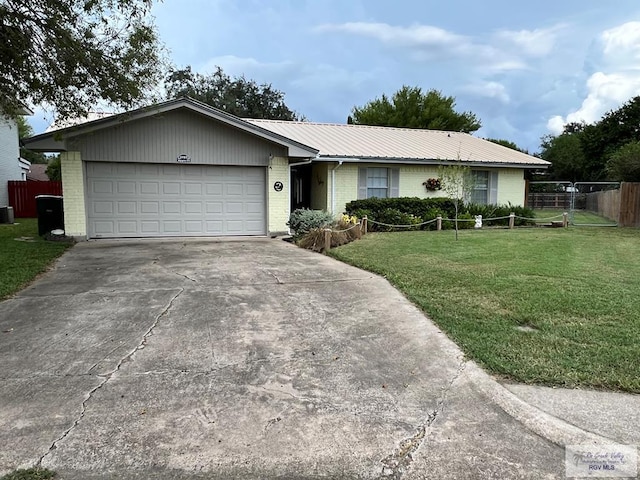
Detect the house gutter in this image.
<box><xmin>331</xmin><ymin>160</ymin><xmax>344</xmax><ymax>215</ymax></box>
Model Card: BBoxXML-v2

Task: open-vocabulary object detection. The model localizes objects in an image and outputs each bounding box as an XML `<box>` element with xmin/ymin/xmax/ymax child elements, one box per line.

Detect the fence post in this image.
<box><xmin>563</xmin><ymin>212</ymin><xmax>569</xmax><ymax>227</ymax></box>
<box><xmin>324</xmin><ymin>228</ymin><xmax>332</xmax><ymax>252</ymax></box>
<box><xmin>355</xmin><ymin>222</ymin><xmax>362</xmax><ymax>240</ymax></box>
<box><xmin>436</xmin><ymin>216</ymin><xmax>442</xmax><ymax>231</ymax></box>
<box><xmin>362</xmin><ymin>216</ymin><xmax>367</xmax><ymax>235</ymax></box>
<box><xmin>509</xmin><ymin>212</ymin><xmax>515</xmax><ymax>229</ymax></box>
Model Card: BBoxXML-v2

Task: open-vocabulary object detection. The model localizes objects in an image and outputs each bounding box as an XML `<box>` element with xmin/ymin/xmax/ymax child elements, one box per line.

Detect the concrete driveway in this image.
<box><xmin>0</xmin><ymin>239</ymin><xmax>564</xmax><ymax>479</ymax></box>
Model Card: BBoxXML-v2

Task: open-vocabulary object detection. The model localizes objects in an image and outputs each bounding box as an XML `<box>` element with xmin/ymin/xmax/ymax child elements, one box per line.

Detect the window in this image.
<box><xmin>358</xmin><ymin>167</ymin><xmax>399</xmax><ymax>200</ymax></box>
<box><xmin>470</xmin><ymin>170</ymin><xmax>498</xmax><ymax>205</ymax></box>
<box><xmin>366</xmin><ymin>167</ymin><xmax>389</xmax><ymax>198</ymax></box>
<box><xmin>470</xmin><ymin>171</ymin><xmax>489</xmax><ymax>204</ymax></box>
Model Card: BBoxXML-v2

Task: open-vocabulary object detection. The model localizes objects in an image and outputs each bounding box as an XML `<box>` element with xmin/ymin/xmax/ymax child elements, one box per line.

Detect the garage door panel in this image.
<box><xmin>226</xmin><ymin>184</ymin><xmax>243</xmax><ymax>196</ymax></box>
<box><xmin>184</xmin><ymin>202</ymin><xmax>203</xmax><ymax>214</ymax></box>
<box><xmin>140</xmin><ymin>182</ymin><xmax>159</xmax><ymax>194</ymax></box>
<box><xmin>94</xmin><ymin>221</ymin><xmax>115</xmax><ymax>235</ymax></box>
<box><xmin>206</xmin><ymin>202</ymin><xmax>223</xmax><ymax>214</ymax></box>
<box><xmin>117</xmin><ymin>221</ymin><xmax>138</xmax><ymax>234</ymax></box>
<box><xmin>163</xmin><ymin>183</ymin><xmax>181</xmax><ymax>195</ymax></box>
<box><xmin>184</xmin><ymin>183</ymin><xmax>203</xmax><ymax>195</ymax></box>
<box><xmin>117</xmin><ymin>201</ymin><xmax>137</xmax><ymax>214</ymax></box>
<box><xmin>92</xmin><ymin>181</ymin><xmax>113</xmax><ymax>194</ymax></box>
<box><xmin>140</xmin><ymin>202</ymin><xmax>159</xmax><ymax>214</ymax></box>
<box><xmin>93</xmin><ymin>201</ymin><xmax>114</xmax><ymax>214</ymax></box>
<box><xmin>141</xmin><ymin>221</ymin><xmax>160</xmax><ymax>234</ymax></box>
<box><xmin>162</xmin><ymin>202</ymin><xmax>181</xmax><ymax>214</ymax></box>
<box><xmin>117</xmin><ymin>181</ymin><xmax>136</xmax><ymax>194</ymax></box>
<box><xmin>87</xmin><ymin>163</ymin><xmax>266</xmax><ymax>238</ymax></box>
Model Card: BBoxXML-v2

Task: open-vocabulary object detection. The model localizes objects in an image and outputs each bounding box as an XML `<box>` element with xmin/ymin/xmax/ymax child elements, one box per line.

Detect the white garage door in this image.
<box><xmin>86</xmin><ymin>162</ymin><xmax>266</xmax><ymax>238</ymax></box>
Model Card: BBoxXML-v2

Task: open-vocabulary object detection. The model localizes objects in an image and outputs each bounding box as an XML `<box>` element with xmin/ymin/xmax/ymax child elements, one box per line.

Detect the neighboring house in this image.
<box><xmin>26</xmin><ymin>163</ymin><xmax>50</xmax><ymax>181</ymax></box>
<box><xmin>24</xmin><ymin>97</ymin><xmax>549</xmax><ymax>240</ymax></box>
<box><xmin>0</xmin><ymin>115</ymin><xmax>28</xmax><ymax>205</ymax></box>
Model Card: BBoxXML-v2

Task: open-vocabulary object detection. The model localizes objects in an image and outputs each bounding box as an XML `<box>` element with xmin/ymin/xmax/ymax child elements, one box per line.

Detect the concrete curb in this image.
<box><xmin>463</xmin><ymin>361</ymin><xmax>617</xmax><ymax>447</ymax></box>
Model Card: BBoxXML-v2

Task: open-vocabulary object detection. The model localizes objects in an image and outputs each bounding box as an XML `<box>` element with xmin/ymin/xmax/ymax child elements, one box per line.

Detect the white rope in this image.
<box><xmin>367</xmin><ymin>218</ymin><xmax>438</xmax><ymax>228</ymax></box>
<box><xmin>328</xmin><ymin>222</ymin><xmax>362</xmax><ymax>233</ymax></box>
<box><xmin>361</xmin><ymin>213</ymin><xmax>563</xmax><ymax>229</ymax></box>
<box><xmin>515</xmin><ymin>214</ymin><xmax>564</xmax><ymax>221</ymax></box>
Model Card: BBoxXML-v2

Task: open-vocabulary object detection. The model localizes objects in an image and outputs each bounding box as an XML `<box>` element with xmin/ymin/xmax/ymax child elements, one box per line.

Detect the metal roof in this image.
<box><xmin>247</xmin><ymin>119</ymin><xmax>549</xmax><ymax>168</ymax></box>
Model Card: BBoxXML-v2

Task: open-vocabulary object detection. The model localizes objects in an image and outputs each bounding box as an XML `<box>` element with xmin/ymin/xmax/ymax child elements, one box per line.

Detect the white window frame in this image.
<box><xmin>366</xmin><ymin>167</ymin><xmax>389</xmax><ymax>199</ymax></box>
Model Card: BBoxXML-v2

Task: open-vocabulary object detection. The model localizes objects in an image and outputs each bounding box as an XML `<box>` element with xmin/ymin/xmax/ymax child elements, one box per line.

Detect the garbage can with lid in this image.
<box><xmin>0</xmin><ymin>206</ymin><xmax>14</xmax><ymax>224</ymax></box>
<box><xmin>36</xmin><ymin>195</ymin><xmax>64</xmax><ymax>236</ymax></box>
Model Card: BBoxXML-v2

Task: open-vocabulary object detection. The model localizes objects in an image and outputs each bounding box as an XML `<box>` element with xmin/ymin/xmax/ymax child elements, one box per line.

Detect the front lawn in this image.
<box><xmin>0</xmin><ymin>219</ymin><xmax>72</xmax><ymax>300</ymax></box>
<box><xmin>329</xmin><ymin>228</ymin><xmax>640</xmax><ymax>392</ymax></box>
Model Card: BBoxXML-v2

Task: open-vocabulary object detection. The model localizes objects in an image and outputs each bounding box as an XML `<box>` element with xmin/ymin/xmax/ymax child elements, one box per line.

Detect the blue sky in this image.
<box><xmin>30</xmin><ymin>1</ymin><xmax>640</xmax><ymax>153</ymax></box>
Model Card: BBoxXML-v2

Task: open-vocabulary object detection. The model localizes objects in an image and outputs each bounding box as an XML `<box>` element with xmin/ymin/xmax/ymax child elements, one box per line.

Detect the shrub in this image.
<box><xmin>345</xmin><ymin>197</ymin><xmax>457</xmax><ymax>220</ymax></box>
<box><xmin>297</xmin><ymin>217</ymin><xmax>361</xmax><ymax>252</ymax></box>
<box><xmin>287</xmin><ymin>209</ymin><xmax>334</xmax><ymax>239</ymax></box>
<box><xmin>464</xmin><ymin>203</ymin><xmax>536</xmax><ymax>227</ymax></box>
<box><xmin>345</xmin><ymin>197</ymin><xmax>536</xmax><ymax>230</ymax></box>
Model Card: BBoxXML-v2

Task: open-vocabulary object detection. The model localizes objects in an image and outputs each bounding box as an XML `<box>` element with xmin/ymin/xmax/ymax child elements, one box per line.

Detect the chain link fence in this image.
<box><xmin>527</xmin><ymin>181</ymin><xmax>620</xmax><ymax>226</ymax></box>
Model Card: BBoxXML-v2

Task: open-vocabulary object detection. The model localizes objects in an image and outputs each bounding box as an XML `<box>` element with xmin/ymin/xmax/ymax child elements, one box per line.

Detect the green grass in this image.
<box><xmin>329</xmin><ymin>228</ymin><xmax>640</xmax><ymax>392</ymax></box>
<box><xmin>0</xmin><ymin>469</ymin><xmax>56</xmax><ymax>480</ymax></box>
<box><xmin>0</xmin><ymin>219</ymin><xmax>72</xmax><ymax>300</ymax></box>
<box><xmin>533</xmin><ymin>208</ymin><xmax>617</xmax><ymax>225</ymax></box>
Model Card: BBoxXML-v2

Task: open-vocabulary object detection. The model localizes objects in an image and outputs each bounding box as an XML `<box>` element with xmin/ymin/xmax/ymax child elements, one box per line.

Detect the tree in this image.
<box><xmin>350</xmin><ymin>86</ymin><xmax>481</xmax><ymax>133</ymax></box>
<box><xmin>539</xmin><ymin>133</ymin><xmax>588</xmax><ymax>182</ymax></box>
<box><xmin>438</xmin><ymin>162</ymin><xmax>473</xmax><ymax>240</ymax></box>
<box><xmin>46</xmin><ymin>155</ymin><xmax>61</xmax><ymax>181</ymax></box>
<box><xmin>16</xmin><ymin>116</ymin><xmax>47</xmax><ymax>164</ymax></box>
<box><xmin>164</xmin><ymin>66</ymin><xmax>301</xmax><ymax>120</ymax></box>
<box><xmin>0</xmin><ymin>0</ymin><xmax>165</xmax><ymax>122</ymax></box>
<box><xmin>607</xmin><ymin>141</ymin><xmax>640</xmax><ymax>181</ymax></box>
<box><xmin>541</xmin><ymin>96</ymin><xmax>640</xmax><ymax>181</ymax></box>
<box><xmin>485</xmin><ymin>138</ymin><xmax>529</xmax><ymax>154</ymax></box>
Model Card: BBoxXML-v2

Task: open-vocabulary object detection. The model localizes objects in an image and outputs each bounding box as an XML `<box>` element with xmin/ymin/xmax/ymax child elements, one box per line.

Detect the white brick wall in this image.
<box><xmin>330</xmin><ymin>164</ymin><xmax>527</xmax><ymax>212</ymax></box>
<box><xmin>60</xmin><ymin>152</ymin><xmax>87</xmax><ymax>237</ymax></box>
<box><xmin>0</xmin><ymin>117</ymin><xmax>21</xmax><ymax>206</ymax></box>
<box><xmin>497</xmin><ymin>168</ymin><xmax>526</xmax><ymax>206</ymax></box>
<box><xmin>268</xmin><ymin>156</ymin><xmax>289</xmax><ymax>234</ymax></box>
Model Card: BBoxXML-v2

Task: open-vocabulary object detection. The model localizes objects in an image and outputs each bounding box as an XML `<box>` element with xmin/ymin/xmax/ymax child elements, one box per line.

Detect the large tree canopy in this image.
<box><xmin>350</xmin><ymin>86</ymin><xmax>482</xmax><ymax>133</ymax></box>
<box><xmin>164</xmin><ymin>66</ymin><xmax>301</xmax><ymax>120</ymax></box>
<box><xmin>0</xmin><ymin>0</ymin><xmax>164</xmax><ymax>121</ymax></box>
<box><xmin>540</xmin><ymin>96</ymin><xmax>640</xmax><ymax>181</ymax></box>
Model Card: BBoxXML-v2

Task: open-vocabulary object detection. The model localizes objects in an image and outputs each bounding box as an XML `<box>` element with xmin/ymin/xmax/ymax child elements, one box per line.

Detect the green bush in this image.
<box><xmin>345</xmin><ymin>197</ymin><xmax>457</xmax><ymax>220</ymax></box>
<box><xmin>345</xmin><ymin>197</ymin><xmax>536</xmax><ymax>230</ymax></box>
<box><xmin>371</xmin><ymin>208</ymin><xmax>422</xmax><ymax>232</ymax></box>
<box><xmin>465</xmin><ymin>203</ymin><xmax>536</xmax><ymax>227</ymax></box>
<box><xmin>287</xmin><ymin>209</ymin><xmax>334</xmax><ymax>238</ymax></box>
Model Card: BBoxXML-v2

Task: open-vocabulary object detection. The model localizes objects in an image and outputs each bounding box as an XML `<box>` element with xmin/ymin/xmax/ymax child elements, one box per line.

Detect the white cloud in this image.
<box><xmin>601</xmin><ymin>21</ymin><xmax>640</xmax><ymax>58</ymax></box>
<box><xmin>314</xmin><ymin>22</ymin><xmax>466</xmax><ymax>49</ymax></box>
<box><xmin>198</xmin><ymin>55</ymin><xmax>294</xmax><ymax>77</ymax></box>
<box><xmin>313</xmin><ymin>21</ymin><xmax>515</xmax><ymax>68</ymax></box>
<box><xmin>494</xmin><ymin>26</ymin><xmax>563</xmax><ymax>57</ymax></box>
<box><xmin>546</xmin><ymin>21</ymin><xmax>640</xmax><ymax>134</ymax></box>
<box><xmin>462</xmin><ymin>81</ymin><xmax>510</xmax><ymax>104</ymax></box>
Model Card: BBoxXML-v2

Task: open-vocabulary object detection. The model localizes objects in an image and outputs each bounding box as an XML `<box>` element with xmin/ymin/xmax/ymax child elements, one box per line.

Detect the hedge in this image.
<box><xmin>344</xmin><ymin>197</ymin><xmax>535</xmax><ymax>231</ymax></box>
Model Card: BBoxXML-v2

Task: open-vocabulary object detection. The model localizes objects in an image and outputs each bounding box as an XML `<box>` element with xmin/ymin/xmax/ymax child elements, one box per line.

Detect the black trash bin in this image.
<box><xmin>36</xmin><ymin>195</ymin><xmax>64</xmax><ymax>236</ymax></box>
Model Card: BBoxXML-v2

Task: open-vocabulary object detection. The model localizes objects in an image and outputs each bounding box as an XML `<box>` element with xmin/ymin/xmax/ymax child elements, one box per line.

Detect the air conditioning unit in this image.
<box><xmin>0</xmin><ymin>206</ymin><xmax>14</xmax><ymax>224</ymax></box>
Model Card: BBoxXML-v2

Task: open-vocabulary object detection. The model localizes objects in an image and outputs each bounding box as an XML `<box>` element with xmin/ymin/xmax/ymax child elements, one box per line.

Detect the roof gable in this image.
<box><xmin>23</xmin><ymin>98</ymin><xmax>318</xmax><ymax>158</ymax></box>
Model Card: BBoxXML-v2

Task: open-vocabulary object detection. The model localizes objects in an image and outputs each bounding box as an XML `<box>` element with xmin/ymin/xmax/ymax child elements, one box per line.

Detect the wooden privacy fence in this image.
<box><xmin>8</xmin><ymin>181</ymin><xmax>63</xmax><ymax>217</ymax></box>
<box><xmin>584</xmin><ymin>182</ymin><xmax>640</xmax><ymax>227</ymax></box>
<box><xmin>618</xmin><ymin>182</ymin><xmax>640</xmax><ymax>227</ymax></box>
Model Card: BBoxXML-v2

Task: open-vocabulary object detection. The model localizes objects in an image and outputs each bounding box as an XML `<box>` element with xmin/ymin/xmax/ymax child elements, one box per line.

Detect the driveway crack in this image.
<box><xmin>380</xmin><ymin>359</ymin><xmax>467</xmax><ymax>479</ymax></box>
<box><xmin>36</xmin><ymin>288</ymin><xmax>184</xmax><ymax>467</ymax></box>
